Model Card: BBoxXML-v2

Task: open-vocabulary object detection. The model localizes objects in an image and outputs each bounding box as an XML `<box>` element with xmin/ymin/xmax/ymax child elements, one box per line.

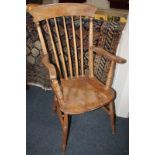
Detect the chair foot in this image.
<box><xmin>51</xmin><ymin>97</ymin><xmax>57</xmax><ymax>117</ymax></box>
<box><xmin>53</xmin><ymin>96</ymin><xmax>58</xmax><ymax>111</ymax></box>
<box><xmin>112</xmin><ymin>130</ymin><xmax>115</xmax><ymax>134</ymax></box>
<box><xmin>61</xmin><ymin>114</ymin><xmax>68</xmax><ymax>152</ymax></box>
<box><xmin>111</xmin><ymin>120</ymin><xmax>115</xmax><ymax>134</ymax></box>
<box><xmin>109</xmin><ymin>102</ymin><xmax>116</xmax><ymax>134</ymax></box>
<box><xmin>110</xmin><ymin>112</ymin><xmax>115</xmax><ymax>134</ymax></box>
<box><xmin>62</xmin><ymin>144</ymin><xmax>66</xmax><ymax>153</ymax></box>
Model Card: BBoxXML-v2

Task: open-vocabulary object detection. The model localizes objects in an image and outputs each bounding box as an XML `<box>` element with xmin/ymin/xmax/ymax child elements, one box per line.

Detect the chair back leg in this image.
<box><xmin>62</xmin><ymin>114</ymin><xmax>69</xmax><ymax>152</ymax></box>
<box><xmin>109</xmin><ymin>101</ymin><xmax>115</xmax><ymax>134</ymax></box>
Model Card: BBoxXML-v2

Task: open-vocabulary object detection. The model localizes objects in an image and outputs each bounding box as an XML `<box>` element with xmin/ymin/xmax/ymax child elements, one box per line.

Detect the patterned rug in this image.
<box><xmin>26</xmin><ymin>13</ymin><xmax>125</xmax><ymax>90</ymax></box>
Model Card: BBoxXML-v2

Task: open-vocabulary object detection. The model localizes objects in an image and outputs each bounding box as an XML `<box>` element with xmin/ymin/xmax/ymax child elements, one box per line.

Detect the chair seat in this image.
<box><xmin>59</xmin><ymin>77</ymin><xmax>116</xmax><ymax>114</ymax></box>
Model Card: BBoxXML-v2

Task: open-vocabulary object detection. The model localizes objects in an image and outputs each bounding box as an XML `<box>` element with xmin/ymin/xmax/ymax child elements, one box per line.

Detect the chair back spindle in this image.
<box><xmin>54</xmin><ymin>17</ymin><xmax>68</xmax><ymax>79</ymax></box>
<box><xmin>36</xmin><ymin>22</ymin><xmax>48</xmax><ymax>55</ymax></box>
<box><xmin>71</xmin><ymin>16</ymin><xmax>79</xmax><ymax>77</ymax></box>
<box><xmin>89</xmin><ymin>17</ymin><xmax>94</xmax><ymax>78</ymax></box>
<box><xmin>46</xmin><ymin>19</ymin><xmax>61</xmax><ymax>77</ymax></box>
<box><xmin>80</xmin><ymin>16</ymin><xmax>84</xmax><ymax>76</ymax></box>
<box><xmin>106</xmin><ymin>60</ymin><xmax>116</xmax><ymax>89</ymax></box>
<box><xmin>63</xmin><ymin>16</ymin><xmax>73</xmax><ymax>78</ymax></box>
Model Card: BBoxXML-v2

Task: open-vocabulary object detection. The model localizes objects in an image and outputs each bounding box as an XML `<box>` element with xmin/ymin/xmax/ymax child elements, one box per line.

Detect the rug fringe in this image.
<box><xmin>27</xmin><ymin>82</ymin><xmax>52</xmax><ymax>91</ymax></box>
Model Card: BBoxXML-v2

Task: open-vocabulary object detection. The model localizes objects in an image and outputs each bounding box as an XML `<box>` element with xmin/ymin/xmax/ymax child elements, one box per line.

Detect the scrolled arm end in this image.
<box><xmin>115</xmin><ymin>55</ymin><xmax>126</xmax><ymax>64</ymax></box>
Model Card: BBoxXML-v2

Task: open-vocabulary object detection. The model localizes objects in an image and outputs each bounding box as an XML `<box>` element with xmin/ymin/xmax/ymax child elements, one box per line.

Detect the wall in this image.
<box><xmin>43</xmin><ymin>0</ymin><xmax>58</xmax><ymax>4</ymax></box>
<box><xmin>113</xmin><ymin>18</ymin><xmax>129</xmax><ymax>118</ymax></box>
<box><xmin>86</xmin><ymin>0</ymin><xmax>110</xmax><ymax>9</ymax></box>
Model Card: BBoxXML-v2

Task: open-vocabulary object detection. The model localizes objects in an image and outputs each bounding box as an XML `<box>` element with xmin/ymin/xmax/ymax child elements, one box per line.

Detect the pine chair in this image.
<box><xmin>29</xmin><ymin>3</ymin><xmax>126</xmax><ymax>152</ymax></box>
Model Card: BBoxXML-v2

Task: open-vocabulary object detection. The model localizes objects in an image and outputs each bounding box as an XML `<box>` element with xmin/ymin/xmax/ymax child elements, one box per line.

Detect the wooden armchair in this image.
<box><xmin>29</xmin><ymin>3</ymin><xmax>126</xmax><ymax>152</ymax></box>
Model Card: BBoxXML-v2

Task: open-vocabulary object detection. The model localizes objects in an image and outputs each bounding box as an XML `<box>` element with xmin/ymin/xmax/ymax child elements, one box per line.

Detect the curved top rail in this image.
<box><xmin>29</xmin><ymin>3</ymin><xmax>97</xmax><ymax>22</ymax></box>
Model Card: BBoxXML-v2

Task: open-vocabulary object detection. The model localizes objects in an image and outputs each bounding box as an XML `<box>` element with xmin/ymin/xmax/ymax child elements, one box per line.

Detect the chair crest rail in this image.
<box><xmin>29</xmin><ymin>3</ymin><xmax>97</xmax><ymax>22</ymax></box>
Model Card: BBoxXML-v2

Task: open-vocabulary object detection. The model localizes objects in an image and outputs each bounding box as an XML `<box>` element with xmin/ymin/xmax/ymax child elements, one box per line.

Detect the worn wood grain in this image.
<box><xmin>29</xmin><ymin>3</ymin><xmax>97</xmax><ymax>22</ymax></box>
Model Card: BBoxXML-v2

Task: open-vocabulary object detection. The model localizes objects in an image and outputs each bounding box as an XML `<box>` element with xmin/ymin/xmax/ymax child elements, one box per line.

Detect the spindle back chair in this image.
<box><xmin>29</xmin><ymin>3</ymin><xmax>126</xmax><ymax>152</ymax></box>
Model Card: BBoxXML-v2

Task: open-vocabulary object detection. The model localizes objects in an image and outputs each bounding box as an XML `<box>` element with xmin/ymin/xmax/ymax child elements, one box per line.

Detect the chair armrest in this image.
<box><xmin>92</xmin><ymin>46</ymin><xmax>126</xmax><ymax>64</ymax></box>
<box><xmin>42</xmin><ymin>55</ymin><xmax>64</xmax><ymax>102</ymax></box>
<box><xmin>42</xmin><ymin>55</ymin><xmax>57</xmax><ymax>80</ymax></box>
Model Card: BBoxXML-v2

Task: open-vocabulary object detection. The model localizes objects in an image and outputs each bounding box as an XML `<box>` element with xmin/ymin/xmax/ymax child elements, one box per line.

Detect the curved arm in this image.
<box><xmin>92</xmin><ymin>46</ymin><xmax>126</xmax><ymax>64</ymax></box>
<box><xmin>42</xmin><ymin>55</ymin><xmax>64</xmax><ymax>103</ymax></box>
<box><xmin>42</xmin><ymin>55</ymin><xmax>57</xmax><ymax>80</ymax></box>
